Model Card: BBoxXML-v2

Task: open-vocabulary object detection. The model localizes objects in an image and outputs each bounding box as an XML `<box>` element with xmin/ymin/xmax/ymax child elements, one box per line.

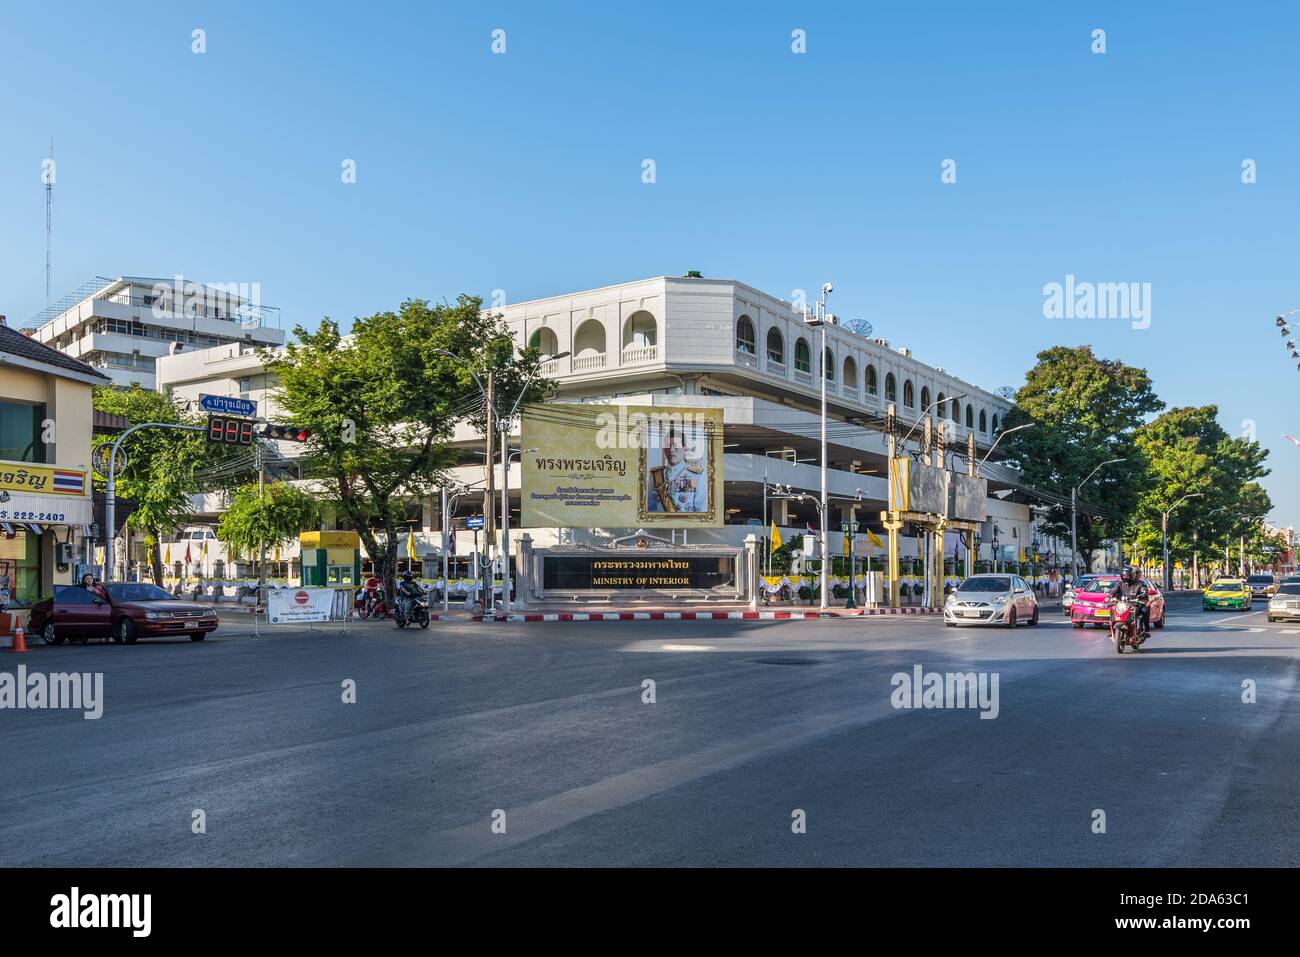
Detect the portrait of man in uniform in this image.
<box><xmin>646</xmin><ymin>422</ymin><xmax>709</xmax><ymax>514</ymax></box>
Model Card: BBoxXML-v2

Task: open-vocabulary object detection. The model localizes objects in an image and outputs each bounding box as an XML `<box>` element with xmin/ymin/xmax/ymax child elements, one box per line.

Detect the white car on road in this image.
<box><xmin>944</xmin><ymin>574</ymin><xmax>1040</xmax><ymax>628</ymax></box>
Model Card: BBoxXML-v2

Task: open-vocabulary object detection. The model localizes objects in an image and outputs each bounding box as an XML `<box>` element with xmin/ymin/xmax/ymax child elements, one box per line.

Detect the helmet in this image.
<box><xmin>1121</xmin><ymin>566</ymin><xmax>1136</xmax><ymax>582</ymax></box>
<box><xmin>401</xmin><ymin>571</ymin><xmax>414</xmax><ymax>581</ymax></box>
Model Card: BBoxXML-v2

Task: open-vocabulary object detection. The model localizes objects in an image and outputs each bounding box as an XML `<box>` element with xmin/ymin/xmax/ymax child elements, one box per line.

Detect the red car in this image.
<box><xmin>28</xmin><ymin>583</ymin><xmax>220</xmax><ymax>645</ymax></box>
<box><xmin>1069</xmin><ymin>576</ymin><xmax>1165</xmax><ymax>630</ymax></box>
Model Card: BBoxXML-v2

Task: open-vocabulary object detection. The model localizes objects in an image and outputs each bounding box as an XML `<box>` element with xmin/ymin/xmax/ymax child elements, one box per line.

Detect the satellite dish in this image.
<box><xmin>843</xmin><ymin>318</ymin><xmax>874</xmax><ymax>338</ymax></box>
<box><xmin>995</xmin><ymin>386</ymin><xmax>1017</xmax><ymax>400</ymax></box>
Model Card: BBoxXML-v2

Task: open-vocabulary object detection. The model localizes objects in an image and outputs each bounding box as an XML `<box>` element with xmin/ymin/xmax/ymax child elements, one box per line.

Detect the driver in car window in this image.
<box><xmin>80</xmin><ymin>573</ymin><xmax>108</xmax><ymax>601</ymax></box>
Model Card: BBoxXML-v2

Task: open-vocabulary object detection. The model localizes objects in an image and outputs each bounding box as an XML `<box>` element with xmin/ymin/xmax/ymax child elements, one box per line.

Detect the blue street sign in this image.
<box><xmin>199</xmin><ymin>394</ymin><xmax>256</xmax><ymax>417</ymax></box>
<box><xmin>465</xmin><ymin>515</ymin><xmax>484</xmax><ymax>530</ymax></box>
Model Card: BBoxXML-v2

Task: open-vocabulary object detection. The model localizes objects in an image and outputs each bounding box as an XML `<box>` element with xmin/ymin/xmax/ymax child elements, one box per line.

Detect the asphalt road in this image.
<box><xmin>1</xmin><ymin>593</ymin><xmax>1297</xmax><ymax>867</ymax></box>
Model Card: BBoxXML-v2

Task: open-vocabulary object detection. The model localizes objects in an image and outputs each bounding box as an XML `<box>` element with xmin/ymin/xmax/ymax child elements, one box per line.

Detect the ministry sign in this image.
<box><xmin>521</xmin><ymin>404</ymin><xmax>724</xmax><ymax>528</ymax></box>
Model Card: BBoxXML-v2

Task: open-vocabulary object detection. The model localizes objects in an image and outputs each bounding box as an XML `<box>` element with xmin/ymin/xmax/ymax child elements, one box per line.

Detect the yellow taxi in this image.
<box><xmin>1203</xmin><ymin>578</ymin><xmax>1252</xmax><ymax>611</ymax></box>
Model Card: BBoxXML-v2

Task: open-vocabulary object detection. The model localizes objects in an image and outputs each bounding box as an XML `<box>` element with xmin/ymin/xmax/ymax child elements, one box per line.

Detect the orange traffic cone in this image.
<box><xmin>11</xmin><ymin>618</ymin><xmax>28</xmax><ymax>653</ymax></box>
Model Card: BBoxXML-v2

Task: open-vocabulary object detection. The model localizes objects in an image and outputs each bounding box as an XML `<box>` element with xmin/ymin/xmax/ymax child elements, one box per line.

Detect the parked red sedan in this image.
<box><xmin>28</xmin><ymin>583</ymin><xmax>220</xmax><ymax>645</ymax></box>
<box><xmin>1069</xmin><ymin>576</ymin><xmax>1166</xmax><ymax>630</ymax></box>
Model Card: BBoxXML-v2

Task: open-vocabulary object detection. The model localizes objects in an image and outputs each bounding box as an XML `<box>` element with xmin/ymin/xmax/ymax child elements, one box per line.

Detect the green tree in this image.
<box><xmin>264</xmin><ymin>296</ymin><xmax>550</xmax><ymax>602</ymax></box>
<box><xmin>999</xmin><ymin>346</ymin><xmax>1164</xmax><ymax>567</ymax></box>
<box><xmin>1129</xmin><ymin>407</ymin><xmax>1270</xmax><ymax>583</ymax></box>
<box><xmin>92</xmin><ymin>386</ymin><xmax>245</xmax><ymax>583</ymax></box>
<box><xmin>216</xmin><ymin>482</ymin><xmax>319</xmax><ymax>563</ymax></box>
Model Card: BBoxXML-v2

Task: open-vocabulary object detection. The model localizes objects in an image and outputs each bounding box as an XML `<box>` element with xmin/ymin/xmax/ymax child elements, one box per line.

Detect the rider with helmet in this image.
<box><xmin>1107</xmin><ymin>566</ymin><xmax>1150</xmax><ymax>636</ymax></box>
<box><xmin>395</xmin><ymin>570</ymin><xmax>424</xmax><ymax>622</ymax></box>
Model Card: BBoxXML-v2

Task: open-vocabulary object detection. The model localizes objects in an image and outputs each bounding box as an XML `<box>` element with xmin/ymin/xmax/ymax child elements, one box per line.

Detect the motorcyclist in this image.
<box><xmin>1107</xmin><ymin>566</ymin><xmax>1150</xmax><ymax>636</ymax></box>
<box><xmin>395</xmin><ymin>571</ymin><xmax>424</xmax><ymax>621</ymax></box>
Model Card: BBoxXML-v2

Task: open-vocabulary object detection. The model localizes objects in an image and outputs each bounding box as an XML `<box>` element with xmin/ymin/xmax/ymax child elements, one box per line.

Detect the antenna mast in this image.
<box><xmin>45</xmin><ymin>138</ymin><xmax>54</xmax><ymax>306</ymax></box>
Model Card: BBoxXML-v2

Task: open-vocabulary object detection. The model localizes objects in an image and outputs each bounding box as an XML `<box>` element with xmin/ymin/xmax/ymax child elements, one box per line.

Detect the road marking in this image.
<box><xmin>1282</xmin><ymin>629</ymin><xmax>1299</xmax><ymax>635</ymax></box>
<box><xmin>1208</xmin><ymin>610</ymin><xmax>1262</xmax><ymax>626</ymax></box>
<box><xmin>661</xmin><ymin>643</ymin><xmax>715</xmax><ymax>652</ymax></box>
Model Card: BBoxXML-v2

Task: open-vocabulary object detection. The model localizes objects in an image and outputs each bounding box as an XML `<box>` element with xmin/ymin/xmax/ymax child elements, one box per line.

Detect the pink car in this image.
<box><xmin>1069</xmin><ymin>576</ymin><xmax>1166</xmax><ymax>630</ymax></box>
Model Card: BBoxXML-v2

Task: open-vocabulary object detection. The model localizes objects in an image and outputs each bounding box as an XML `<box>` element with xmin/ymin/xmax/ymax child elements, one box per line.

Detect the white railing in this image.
<box><xmin>767</xmin><ymin>358</ymin><xmax>786</xmax><ymax>375</ymax></box>
<box><xmin>793</xmin><ymin>369</ymin><xmax>813</xmax><ymax>385</ymax></box>
<box><xmin>621</xmin><ymin>345</ymin><xmax>659</xmax><ymax>364</ymax></box>
<box><xmin>843</xmin><ymin>386</ymin><xmax>859</xmax><ymax>401</ymax></box>
<box><xmin>734</xmin><ymin>348</ymin><xmax>758</xmax><ymax>367</ymax></box>
<box><xmin>572</xmin><ymin>353</ymin><xmax>607</xmax><ymax>372</ymax></box>
<box><xmin>539</xmin><ymin>359</ymin><xmax>562</xmax><ymax>376</ymax></box>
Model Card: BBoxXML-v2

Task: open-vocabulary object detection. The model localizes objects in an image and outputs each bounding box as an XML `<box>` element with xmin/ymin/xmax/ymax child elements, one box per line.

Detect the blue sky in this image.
<box><xmin>2</xmin><ymin>1</ymin><xmax>1297</xmax><ymax>526</ymax></box>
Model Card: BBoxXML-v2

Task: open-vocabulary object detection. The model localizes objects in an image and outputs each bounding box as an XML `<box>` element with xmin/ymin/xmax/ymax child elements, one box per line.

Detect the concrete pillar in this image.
<box><xmin>518</xmin><ymin>534</ymin><xmax>533</xmax><ymax>607</ymax></box>
<box><xmin>771</xmin><ymin>497</ymin><xmax>789</xmax><ymax>526</ymax></box>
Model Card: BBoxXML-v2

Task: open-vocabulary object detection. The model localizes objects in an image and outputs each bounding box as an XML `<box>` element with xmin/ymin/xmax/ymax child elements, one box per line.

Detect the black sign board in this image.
<box><xmin>541</xmin><ymin>555</ymin><xmax>735</xmax><ymax>591</ymax></box>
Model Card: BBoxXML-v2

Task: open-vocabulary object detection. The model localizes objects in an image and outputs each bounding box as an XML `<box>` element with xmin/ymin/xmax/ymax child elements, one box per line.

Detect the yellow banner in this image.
<box><xmin>521</xmin><ymin>404</ymin><xmax>724</xmax><ymax>527</ymax></box>
<box><xmin>0</xmin><ymin>462</ymin><xmax>87</xmax><ymax>496</ymax></box>
<box><xmin>888</xmin><ymin>458</ymin><xmax>909</xmax><ymax>512</ymax></box>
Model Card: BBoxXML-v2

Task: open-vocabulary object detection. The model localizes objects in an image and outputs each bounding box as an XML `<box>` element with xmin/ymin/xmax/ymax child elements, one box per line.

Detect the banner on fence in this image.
<box><xmin>267</xmin><ymin>587</ymin><xmax>338</xmax><ymax>624</ymax></box>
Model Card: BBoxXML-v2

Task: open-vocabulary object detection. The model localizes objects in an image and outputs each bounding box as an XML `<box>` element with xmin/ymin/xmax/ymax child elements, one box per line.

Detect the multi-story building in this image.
<box><xmin>27</xmin><ymin>276</ymin><xmax>284</xmax><ymax>390</ymax></box>
<box><xmin>0</xmin><ymin>318</ymin><xmax>108</xmax><ymax>611</ymax></box>
<box><xmin>154</xmin><ymin>275</ymin><xmax>1059</xmax><ymax>580</ymax></box>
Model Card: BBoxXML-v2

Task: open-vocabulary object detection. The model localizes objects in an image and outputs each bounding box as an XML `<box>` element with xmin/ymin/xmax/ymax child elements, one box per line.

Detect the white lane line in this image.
<box><xmin>1209</xmin><ymin>610</ymin><xmax>1263</xmax><ymax>626</ymax></box>
<box><xmin>661</xmin><ymin>643</ymin><xmax>715</xmax><ymax>652</ymax></box>
<box><xmin>1282</xmin><ymin>629</ymin><xmax>1299</xmax><ymax>635</ymax></box>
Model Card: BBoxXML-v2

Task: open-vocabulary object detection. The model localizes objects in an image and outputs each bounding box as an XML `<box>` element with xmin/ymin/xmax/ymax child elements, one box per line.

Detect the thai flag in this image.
<box><xmin>53</xmin><ymin>470</ymin><xmax>85</xmax><ymax>494</ymax></box>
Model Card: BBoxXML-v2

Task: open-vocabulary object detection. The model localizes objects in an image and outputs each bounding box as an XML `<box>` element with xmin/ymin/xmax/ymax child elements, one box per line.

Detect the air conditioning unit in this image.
<box><xmin>825</xmin><ymin>313</ymin><xmax>840</xmax><ymax>325</ymax></box>
<box><xmin>898</xmin><ymin>347</ymin><xmax>912</xmax><ymax>358</ymax></box>
<box><xmin>873</xmin><ymin>338</ymin><xmax>890</xmax><ymax>348</ymax></box>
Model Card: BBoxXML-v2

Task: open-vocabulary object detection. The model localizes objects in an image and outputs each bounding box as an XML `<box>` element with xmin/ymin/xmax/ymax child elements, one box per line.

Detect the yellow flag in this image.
<box><xmin>1019</xmin><ymin>547</ymin><xmax>1026</xmax><ymax>562</ymax></box>
<box><xmin>867</xmin><ymin>528</ymin><xmax>884</xmax><ymax>549</ymax></box>
<box><xmin>163</xmin><ymin>543</ymin><xmax>171</xmax><ymax>564</ymax></box>
<box><xmin>770</xmin><ymin>521</ymin><xmax>782</xmax><ymax>550</ymax></box>
<box><xmin>406</xmin><ymin>528</ymin><xmax>418</xmax><ymax>561</ymax></box>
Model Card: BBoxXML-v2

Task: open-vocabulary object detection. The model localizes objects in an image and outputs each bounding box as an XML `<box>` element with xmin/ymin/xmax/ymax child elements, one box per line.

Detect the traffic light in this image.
<box><xmin>207</xmin><ymin>415</ymin><xmax>255</xmax><ymax>445</ymax></box>
<box><xmin>261</xmin><ymin>423</ymin><xmax>311</xmax><ymax>442</ymax></box>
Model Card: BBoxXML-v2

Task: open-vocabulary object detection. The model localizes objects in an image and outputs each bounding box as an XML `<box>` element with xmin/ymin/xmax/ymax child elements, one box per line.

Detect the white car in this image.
<box><xmin>944</xmin><ymin>574</ymin><xmax>1040</xmax><ymax>628</ymax></box>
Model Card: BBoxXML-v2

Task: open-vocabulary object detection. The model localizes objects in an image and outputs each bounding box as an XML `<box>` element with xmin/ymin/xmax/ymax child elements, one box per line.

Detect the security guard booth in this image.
<box><xmin>299</xmin><ymin>531</ymin><xmax>361</xmax><ymax>587</ymax></box>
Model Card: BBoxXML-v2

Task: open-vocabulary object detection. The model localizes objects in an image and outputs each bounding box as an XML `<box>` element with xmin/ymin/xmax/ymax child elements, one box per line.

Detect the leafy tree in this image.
<box><xmin>999</xmin><ymin>346</ymin><xmax>1164</xmax><ymax>567</ymax></box>
<box><xmin>264</xmin><ymin>296</ymin><xmax>551</xmax><ymax>602</ymax></box>
<box><xmin>1128</xmin><ymin>407</ymin><xmax>1270</xmax><ymax>582</ymax></box>
<box><xmin>216</xmin><ymin>482</ymin><xmax>319</xmax><ymax>563</ymax></box>
<box><xmin>92</xmin><ymin>386</ymin><xmax>246</xmax><ymax>583</ymax></box>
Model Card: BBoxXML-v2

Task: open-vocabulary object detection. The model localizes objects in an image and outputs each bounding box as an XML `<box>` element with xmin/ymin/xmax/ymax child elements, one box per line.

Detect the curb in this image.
<box><xmin>473</xmin><ymin>608</ymin><xmax>943</xmax><ymax>623</ymax></box>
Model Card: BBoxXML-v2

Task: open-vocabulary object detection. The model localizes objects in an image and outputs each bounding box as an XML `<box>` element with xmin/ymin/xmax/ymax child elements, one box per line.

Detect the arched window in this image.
<box><xmin>843</xmin><ymin>356</ymin><xmax>856</xmax><ymax>389</ymax></box>
<box><xmin>574</xmin><ymin>318</ymin><xmax>606</xmax><ymax>357</ymax></box>
<box><xmin>865</xmin><ymin>365</ymin><xmax>878</xmax><ymax>396</ymax></box>
<box><xmin>965</xmin><ymin>405</ymin><xmax>974</xmax><ymax>429</ymax></box>
<box><xmin>991</xmin><ymin>414</ymin><xmax>1000</xmax><ymax>434</ymax></box>
<box><xmin>821</xmin><ymin>347</ymin><xmax>835</xmax><ymax>382</ymax></box>
<box><xmin>528</xmin><ymin>326</ymin><xmax>558</xmax><ymax>355</ymax></box>
<box><xmin>903</xmin><ymin>380</ymin><xmax>915</xmax><ymax>408</ymax></box>
<box><xmin>979</xmin><ymin>410</ymin><xmax>987</xmax><ymax>433</ymax></box>
<box><xmin>794</xmin><ymin>338</ymin><xmax>812</xmax><ymax>373</ymax></box>
<box><xmin>950</xmin><ymin>398</ymin><xmax>959</xmax><ymax>421</ymax></box>
<box><xmin>622</xmin><ymin>310</ymin><xmax>657</xmax><ymax>349</ymax></box>
<box><xmin>937</xmin><ymin>392</ymin><xmax>946</xmax><ymax>416</ymax></box>
<box><xmin>735</xmin><ymin>315</ymin><xmax>756</xmax><ymax>355</ymax></box>
<box><xmin>920</xmin><ymin>386</ymin><xmax>930</xmax><ymax>409</ymax></box>
<box><xmin>885</xmin><ymin>373</ymin><xmax>897</xmax><ymax>402</ymax></box>
<box><xmin>766</xmin><ymin>328</ymin><xmax>785</xmax><ymax>366</ymax></box>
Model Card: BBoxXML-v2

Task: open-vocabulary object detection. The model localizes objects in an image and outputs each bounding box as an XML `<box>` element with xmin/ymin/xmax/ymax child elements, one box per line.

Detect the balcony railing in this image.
<box><xmin>793</xmin><ymin>368</ymin><xmax>813</xmax><ymax>385</ymax></box>
<box><xmin>767</xmin><ymin>358</ymin><xmax>786</xmax><ymax>374</ymax></box>
<box><xmin>843</xmin><ymin>386</ymin><xmax>859</xmax><ymax>401</ymax></box>
<box><xmin>621</xmin><ymin>344</ymin><xmax>659</xmax><ymax>365</ymax></box>
<box><xmin>734</xmin><ymin>348</ymin><xmax>758</xmax><ymax>367</ymax></box>
<box><xmin>539</xmin><ymin>359</ymin><xmax>562</xmax><ymax>376</ymax></box>
<box><xmin>572</xmin><ymin>353</ymin><xmax>607</xmax><ymax>373</ymax></box>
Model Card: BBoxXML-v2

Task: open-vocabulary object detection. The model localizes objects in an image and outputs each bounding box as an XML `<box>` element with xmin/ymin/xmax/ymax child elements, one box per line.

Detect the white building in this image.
<box><xmin>27</xmin><ymin>276</ymin><xmax>284</xmax><ymax>391</ymax></box>
<box><xmin>154</xmin><ymin>275</ymin><xmax>1062</xmax><ymax>580</ymax></box>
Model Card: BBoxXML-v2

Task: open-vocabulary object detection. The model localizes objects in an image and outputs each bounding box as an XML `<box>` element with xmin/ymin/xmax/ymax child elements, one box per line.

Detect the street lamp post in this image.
<box><xmin>804</xmin><ymin>283</ymin><xmax>833</xmax><ymax>610</ymax></box>
<box><xmin>1070</xmin><ymin>457</ymin><xmax>1125</xmax><ymax>579</ymax></box>
<box><xmin>1161</xmin><ymin>492</ymin><xmax>1203</xmax><ymax>592</ymax></box>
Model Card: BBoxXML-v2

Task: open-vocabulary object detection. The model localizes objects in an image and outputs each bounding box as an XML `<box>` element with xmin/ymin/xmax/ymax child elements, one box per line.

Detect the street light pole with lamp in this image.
<box><xmin>1070</xmin><ymin>457</ymin><xmax>1125</xmax><ymax>579</ymax></box>
<box><xmin>1161</xmin><ymin>492</ymin><xmax>1203</xmax><ymax>592</ymax></box>
<box><xmin>802</xmin><ymin>282</ymin><xmax>833</xmax><ymax>610</ymax></box>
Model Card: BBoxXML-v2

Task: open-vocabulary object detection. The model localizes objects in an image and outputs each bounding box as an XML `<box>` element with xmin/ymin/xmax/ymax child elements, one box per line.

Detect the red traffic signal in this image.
<box><xmin>207</xmin><ymin>415</ymin><xmax>255</xmax><ymax>445</ymax></box>
<box><xmin>261</xmin><ymin>423</ymin><xmax>311</xmax><ymax>442</ymax></box>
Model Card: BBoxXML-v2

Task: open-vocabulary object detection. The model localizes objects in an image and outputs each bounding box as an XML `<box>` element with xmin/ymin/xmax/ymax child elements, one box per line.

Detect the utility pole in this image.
<box><xmin>440</xmin><ymin>487</ymin><xmax>450</xmax><ymax>615</ymax></box>
<box><xmin>257</xmin><ymin>441</ymin><xmax>267</xmax><ymax>613</ymax></box>
<box><xmin>483</xmin><ymin>371</ymin><xmax>494</xmax><ymax>617</ymax></box>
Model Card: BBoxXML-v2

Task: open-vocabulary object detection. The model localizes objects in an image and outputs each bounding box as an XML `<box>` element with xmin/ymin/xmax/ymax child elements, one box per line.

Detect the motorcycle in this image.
<box><xmin>1107</xmin><ymin>597</ymin><xmax>1148</xmax><ymax>654</ymax></box>
<box><xmin>355</xmin><ymin>585</ymin><xmax>388</xmax><ymax>620</ymax></box>
<box><xmin>393</xmin><ymin>593</ymin><xmax>431</xmax><ymax>629</ymax></box>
